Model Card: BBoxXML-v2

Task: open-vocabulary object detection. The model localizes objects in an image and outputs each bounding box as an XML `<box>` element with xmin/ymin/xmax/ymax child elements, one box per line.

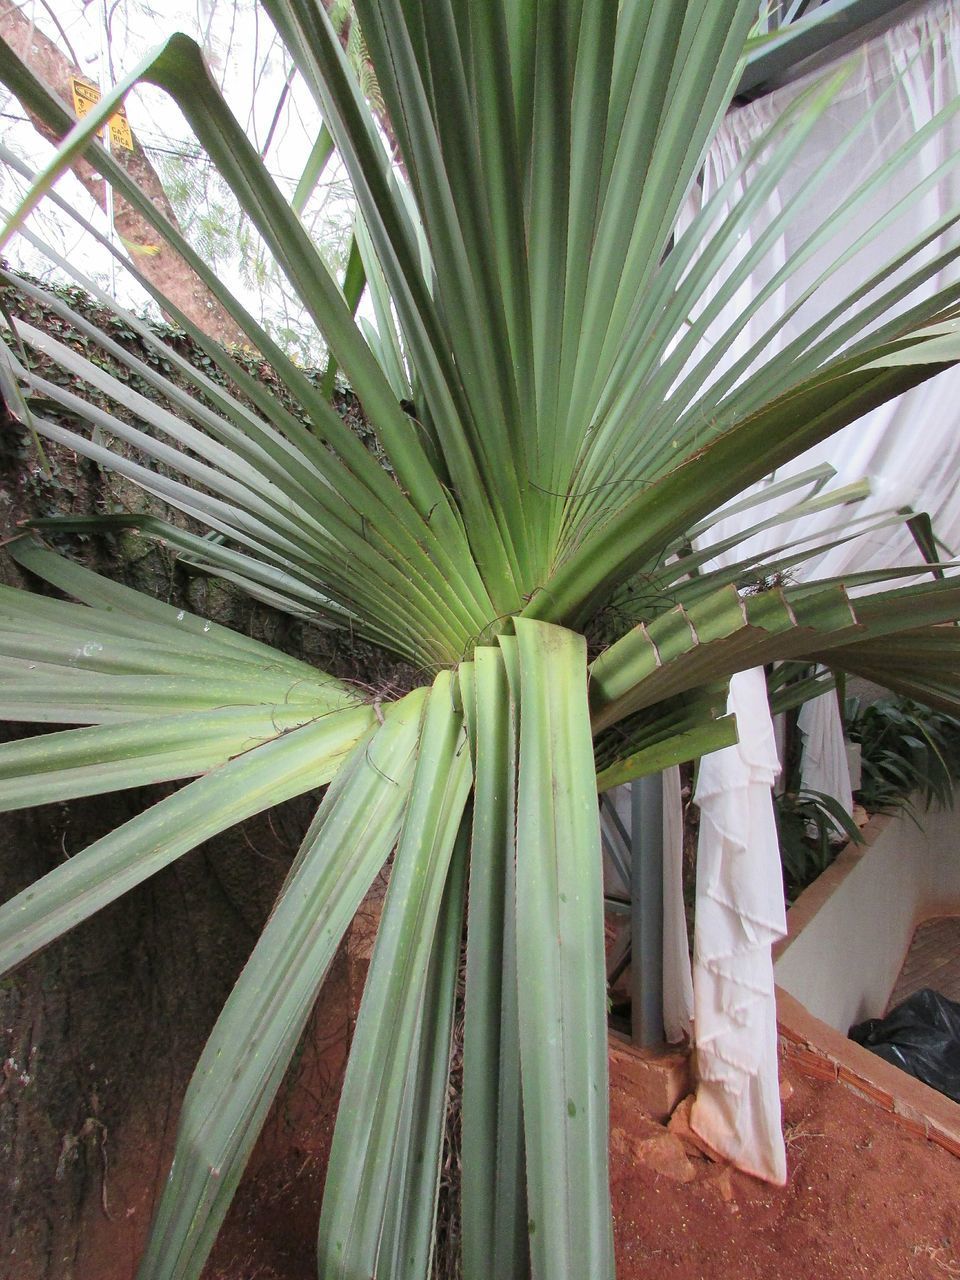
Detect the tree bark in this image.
<box><xmin>0</xmin><ymin>2</ymin><xmax>247</xmax><ymax>349</ymax></box>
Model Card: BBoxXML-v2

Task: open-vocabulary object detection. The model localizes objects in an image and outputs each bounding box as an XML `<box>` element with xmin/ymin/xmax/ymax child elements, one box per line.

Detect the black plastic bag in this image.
<box><xmin>849</xmin><ymin>988</ymin><xmax>960</xmax><ymax>1104</ymax></box>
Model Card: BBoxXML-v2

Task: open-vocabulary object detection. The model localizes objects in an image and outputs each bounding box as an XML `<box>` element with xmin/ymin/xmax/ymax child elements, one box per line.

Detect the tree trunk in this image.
<box><xmin>0</xmin><ymin>2</ymin><xmax>247</xmax><ymax>349</ymax></box>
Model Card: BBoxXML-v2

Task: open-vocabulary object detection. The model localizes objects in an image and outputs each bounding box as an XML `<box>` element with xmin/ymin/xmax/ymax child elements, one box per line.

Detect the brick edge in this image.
<box><xmin>776</xmin><ymin>985</ymin><xmax>960</xmax><ymax>1160</ymax></box>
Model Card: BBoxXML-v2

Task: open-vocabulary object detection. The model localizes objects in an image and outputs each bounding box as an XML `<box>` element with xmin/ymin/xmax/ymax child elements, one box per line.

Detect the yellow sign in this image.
<box><xmin>69</xmin><ymin>77</ymin><xmax>134</xmax><ymax>151</ymax></box>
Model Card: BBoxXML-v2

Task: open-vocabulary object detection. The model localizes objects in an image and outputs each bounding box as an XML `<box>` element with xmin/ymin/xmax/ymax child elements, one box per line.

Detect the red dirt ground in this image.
<box><xmin>610</xmin><ymin>1064</ymin><xmax>959</xmax><ymax>1280</ymax></box>
<box><xmin>193</xmin><ymin>1053</ymin><xmax>960</xmax><ymax>1280</ymax></box>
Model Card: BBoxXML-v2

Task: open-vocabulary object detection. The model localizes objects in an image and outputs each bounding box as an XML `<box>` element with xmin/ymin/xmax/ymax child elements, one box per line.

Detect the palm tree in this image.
<box><xmin>1</xmin><ymin>3</ymin><xmax>960</xmax><ymax>1277</ymax></box>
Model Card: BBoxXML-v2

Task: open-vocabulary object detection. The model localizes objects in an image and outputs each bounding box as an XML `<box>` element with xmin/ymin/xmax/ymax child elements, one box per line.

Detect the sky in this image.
<box><xmin>0</xmin><ymin>0</ymin><xmax>361</xmax><ymax>362</ymax></box>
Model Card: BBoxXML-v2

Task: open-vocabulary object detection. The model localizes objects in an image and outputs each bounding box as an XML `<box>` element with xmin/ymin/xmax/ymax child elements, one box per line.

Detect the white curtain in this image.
<box><xmin>671</xmin><ymin>0</ymin><xmax>960</xmax><ymax>1181</ymax></box>
<box><xmin>692</xmin><ymin>670</ymin><xmax>786</xmax><ymax>1184</ymax></box>
<box><xmin>797</xmin><ymin>687</ymin><xmax>855</xmax><ymax>816</ymax></box>
<box><xmin>687</xmin><ymin>0</ymin><xmax>960</xmax><ymax>577</ymax></box>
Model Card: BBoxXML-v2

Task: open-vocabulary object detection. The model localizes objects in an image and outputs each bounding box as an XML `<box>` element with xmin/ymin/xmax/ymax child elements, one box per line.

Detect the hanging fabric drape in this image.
<box><xmin>672</xmin><ymin>0</ymin><xmax>960</xmax><ymax>1181</ymax></box>
<box><xmin>691</xmin><ymin>670</ymin><xmax>787</xmax><ymax>1184</ymax></box>
<box><xmin>797</xmin><ymin>688</ymin><xmax>855</xmax><ymax>817</ymax></box>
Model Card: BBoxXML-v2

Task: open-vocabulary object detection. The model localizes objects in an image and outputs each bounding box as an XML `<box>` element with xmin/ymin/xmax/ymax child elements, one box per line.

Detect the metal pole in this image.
<box><xmin>630</xmin><ymin>774</ymin><xmax>664</xmax><ymax>1048</ymax></box>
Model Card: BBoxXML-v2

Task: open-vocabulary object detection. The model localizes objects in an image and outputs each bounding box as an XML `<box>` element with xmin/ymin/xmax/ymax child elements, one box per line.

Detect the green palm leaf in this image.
<box><xmin>460</xmin><ymin>644</ymin><xmax>528</xmax><ymax>1280</ymax></box>
<box><xmin>318</xmin><ymin>670</ymin><xmax>471</xmax><ymax>1276</ymax></box>
<box><xmin>137</xmin><ymin>690</ymin><xmax>427</xmax><ymax>1280</ymax></box>
<box><xmin>513</xmin><ymin>620</ymin><xmax>613</xmax><ymax>1280</ymax></box>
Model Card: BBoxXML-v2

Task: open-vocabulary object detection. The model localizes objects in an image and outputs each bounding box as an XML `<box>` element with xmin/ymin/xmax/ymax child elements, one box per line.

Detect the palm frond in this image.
<box><xmin>2</xmin><ymin>5</ymin><xmax>960</xmax><ymax>1278</ymax></box>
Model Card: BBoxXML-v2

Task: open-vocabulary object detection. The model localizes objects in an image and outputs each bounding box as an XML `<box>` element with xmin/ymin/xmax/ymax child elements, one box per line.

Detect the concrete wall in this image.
<box><xmin>773</xmin><ymin>802</ymin><xmax>960</xmax><ymax>1033</ymax></box>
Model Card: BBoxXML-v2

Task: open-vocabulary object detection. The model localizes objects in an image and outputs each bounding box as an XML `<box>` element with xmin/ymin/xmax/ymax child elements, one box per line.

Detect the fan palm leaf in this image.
<box><xmin>2</xmin><ymin>4</ymin><xmax>960</xmax><ymax>1278</ymax></box>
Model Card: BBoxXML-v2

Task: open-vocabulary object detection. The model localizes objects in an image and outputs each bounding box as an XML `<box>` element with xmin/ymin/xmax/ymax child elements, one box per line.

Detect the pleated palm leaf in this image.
<box><xmin>2</xmin><ymin>3</ymin><xmax>960</xmax><ymax>1278</ymax></box>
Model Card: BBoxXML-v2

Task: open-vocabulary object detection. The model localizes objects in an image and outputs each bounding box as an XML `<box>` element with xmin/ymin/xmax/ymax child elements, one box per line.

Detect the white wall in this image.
<box><xmin>773</xmin><ymin>802</ymin><xmax>960</xmax><ymax>1033</ymax></box>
